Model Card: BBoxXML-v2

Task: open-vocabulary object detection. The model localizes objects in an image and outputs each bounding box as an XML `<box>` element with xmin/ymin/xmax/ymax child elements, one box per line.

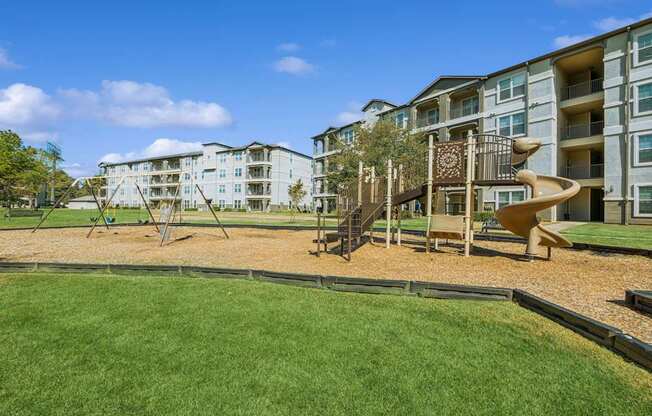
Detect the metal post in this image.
<box><xmin>135</xmin><ymin>183</ymin><xmax>159</xmax><ymax>232</ymax></box>
<box><xmin>316</xmin><ymin>212</ymin><xmax>321</xmax><ymax>257</ymax></box>
<box><xmin>464</xmin><ymin>130</ymin><xmax>475</xmax><ymax>257</ymax></box>
<box><xmin>86</xmin><ymin>179</ymin><xmax>110</xmax><ymax>230</ymax></box>
<box><xmin>386</xmin><ymin>159</ymin><xmax>392</xmax><ymax>249</ymax></box>
<box><xmin>357</xmin><ymin>160</ymin><xmax>363</xmax><ymax>246</ymax></box>
<box><xmin>397</xmin><ymin>164</ymin><xmax>403</xmax><ymax>246</ymax></box>
<box><xmin>87</xmin><ymin>177</ymin><xmax>125</xmax><ymax>238</ymax></box>
<box><xmin>347</xmin><ymin>212</ymin><xmax>352</xmax><ymax>261</ymax></box>
<box><xmin>426</xmin><ymin>134</ymin><xmax>434</xmax><ymax>252</ymax></box>
<box><xmin>195</xmin><ymin>184</ymin><xmax>229</xmax><ymax>239</ymax></box>
<box><xmin>370</xmin><ymin>166</ymin><xmax>375</xmax><ymax>244</ymax></box>
<box><xmin>32</xmin><ymin>178</ymin><xmax>81</xmax><ymax>233</ymax></box>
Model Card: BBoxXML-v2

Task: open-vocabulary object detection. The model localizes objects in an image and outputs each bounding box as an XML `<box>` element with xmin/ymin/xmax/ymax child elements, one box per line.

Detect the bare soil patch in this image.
<box><xmin>6</xmin><ymin>226</ymin><xmax>652</xmax><ymax>342</ymax></box>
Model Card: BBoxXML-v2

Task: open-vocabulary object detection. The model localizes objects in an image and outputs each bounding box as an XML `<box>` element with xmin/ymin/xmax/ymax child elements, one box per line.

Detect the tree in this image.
<box><xmin>327</xmin><ymin>120</ymin><xmax>427</xmax><ymax>189</ymax></box>
<box><xmin>288</xmin><ymin>179</ymin><xmax>307</xmax><ymax>222</ymax></box>
<box><xmin>0</xmin><ymin>130</ymin><xmax>37</xmax><ymax>206</ymax></box>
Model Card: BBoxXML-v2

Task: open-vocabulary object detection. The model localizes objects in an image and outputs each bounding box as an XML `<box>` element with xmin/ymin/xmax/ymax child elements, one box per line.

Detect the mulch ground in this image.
<box><xmin>5</xmin><ymin>226</ymin><xmax>652</xmax><ymax>342</ymax></box>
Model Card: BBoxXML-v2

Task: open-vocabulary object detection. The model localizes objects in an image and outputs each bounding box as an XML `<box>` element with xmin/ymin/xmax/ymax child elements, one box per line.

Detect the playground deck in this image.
<box><xmin>3</xmin><ymin>226</ymin><xmax>651</xmax><ymax>342</ymax></box>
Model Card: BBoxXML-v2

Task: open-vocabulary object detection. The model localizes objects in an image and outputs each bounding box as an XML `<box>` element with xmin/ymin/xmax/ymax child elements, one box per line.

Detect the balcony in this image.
<box><xmin>149</xmin><ymin>192</ymin><xmax>181</xmax><ymax>200</ymax></box>
<box><xmin>449</xmin><ymin>99</ymin><xmax>479</xmax><ymax>120</ymax></box>
<box><xmin>247</xmin><ymin>152</ymin><xmax>271</xmax><ymax>164</ymax></box>
<box><xmin>150</xmin><ymin>162</ymin><xmax>181</xmax><ymax>172</ymax></box>
<box><xmin>246</xmin><ymin>189</ymin><xmax>272</xmax><ymax>197</ymax></box>
<box><xmin>560</xmin><ymin>121</ymin><xmax>604</xmax><ymax>140</ymax></box>
<box><xmin>561</xmin><ymin>78</ymin><xmax>603</xmax><ymax>101</ymax></box>
<box><xmin>416</xmin><ymin>113</ymin><xmax>440</xmax><ymax>128</ymax></box>
<box><xmin>564</xmin><ymin>163</ymin><xmax>604</xmax><ymax>180</ymax></box>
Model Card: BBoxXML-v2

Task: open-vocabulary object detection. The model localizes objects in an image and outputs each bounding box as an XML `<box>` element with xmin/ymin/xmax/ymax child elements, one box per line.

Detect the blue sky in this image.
<box><xmin>0</xmin><ymin>0</ymin><xmax>650</xmax><ymax>177</ymax></box>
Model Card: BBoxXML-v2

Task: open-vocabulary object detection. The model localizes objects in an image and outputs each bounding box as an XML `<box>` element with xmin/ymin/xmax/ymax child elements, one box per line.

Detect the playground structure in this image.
<box><xmin>31</xmin><ymin>175</ymin><xmax>229</xmax><ymax>246</ymax></box>
<box><xmin>316</xmin><ymin>130</ymin><xmax>580</xmax><ymax>261</ymax></box>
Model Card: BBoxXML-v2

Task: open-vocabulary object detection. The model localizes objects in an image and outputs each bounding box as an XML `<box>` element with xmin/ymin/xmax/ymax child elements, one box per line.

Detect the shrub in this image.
<box><xmin>474</xmin><ymin>211</ymin><xmax>495</xmax><ymax>222</ymax></box>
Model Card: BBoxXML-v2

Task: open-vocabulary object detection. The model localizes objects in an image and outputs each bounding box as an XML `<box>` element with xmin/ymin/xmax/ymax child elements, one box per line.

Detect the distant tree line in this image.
<box><xmin>0</xmin><ymin>130</ymin><xmax>80</xmax><ymax>208</ymax></box>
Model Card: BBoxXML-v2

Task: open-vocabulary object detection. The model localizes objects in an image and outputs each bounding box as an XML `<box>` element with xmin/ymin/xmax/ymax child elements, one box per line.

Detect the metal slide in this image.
<box><xmin>495</xmin><ymin>169</ymin><xmax>580</xmax><ymax>254</ymax></box>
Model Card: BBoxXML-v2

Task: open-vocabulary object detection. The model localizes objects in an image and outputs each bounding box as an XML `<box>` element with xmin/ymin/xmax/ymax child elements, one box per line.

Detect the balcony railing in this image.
<box><xmin>561</xmin><ymin>78</ymin><xmax>603</xmax><ymax>101</ymax></box>
<box><xmin>247</xmin><ymin>153</ymin><xmax>271</xmax><ymax>163</ymax></box>
<box><xmin>247</xmin><ymin>172</ymin><xmax>271</xmax><ymax>180</ymax></box>
<box><xmin>560</xmin><ymin>121</ymin><xmax>604</xmax><ymax>140</ymax></box>
<box><xmin>449</xmin><ymin>101</ymin><xmax>479</xmax><ymax>120</ymax></box>
<box><xmin>565</xmin><ymin>163</ymin><xmax>604</xmax><ymax>180</ymax></box>
<box><xmin>246</xmin><ymin>188</ymin><xmax>271</xmax><ymax>196</ymax></box>
<box><xmin>416</xmin><ymin>113</ymin><xmax>439</xmax><ymax>128</ymax></box>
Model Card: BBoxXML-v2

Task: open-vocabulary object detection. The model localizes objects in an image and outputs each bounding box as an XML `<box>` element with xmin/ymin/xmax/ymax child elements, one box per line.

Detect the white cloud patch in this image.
<box><xmin>60</xmin><ymin>80</ymin><xmax>232</xmax><ymax>128</ymax></box>
<box><xmin>553</xmin><ymin>34</ymin><xmax>592</xmax><ymax>48</ymax></box>
<box><xmin>276</xmin><ymin>43</ymin><xmax>301</xmax><ymax>52</ymax></box>
<box><xmin>98</xmin><ymin>138</ymin><xmax>204</xmax><ymax>164</ymax></box>
<box><xmin>0</xmin><ymin>83</ymin><xmax>60</xmax><ymax>141</ymax></box>
<box><xmin>0</xmin><ymin>48</ymin><xmax>21</xmax><ymax>70</ymax></box>
<box><xmin>61</xmin><ymin>162</ymin><xmax>96</xmax><ymax>178</ymax></box>
<box><xmin>335</xmin><ymin>101</ymin><xmax>363</xmax><ymax>125</ymax></box>
<box><xmin>273</xmin><ymin>56</ymin><xmax>315</xmax><ymax>75</ymax></box>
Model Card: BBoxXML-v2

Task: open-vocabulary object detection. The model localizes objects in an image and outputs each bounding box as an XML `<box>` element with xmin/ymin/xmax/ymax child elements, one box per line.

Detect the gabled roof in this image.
<box><xmin>361</xmin><ymin>99</ymin><xmax>397</xmax><ymax>112</ymax></box>
<box><xmin>409</xmin><ymin>75</ymin><xmax>484</xmax><ymax>104</ymax></box>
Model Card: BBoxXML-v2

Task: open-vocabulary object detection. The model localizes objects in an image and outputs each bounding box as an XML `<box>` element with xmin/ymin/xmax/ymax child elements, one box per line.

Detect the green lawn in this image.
<box><xmin>561</xmin><ymin>223</ymin><xmax>652</xmax><ymax>250</ymax></box>
<box><xmin>0</xmin><ymin>208</ymin><xmax>337</xmax><ymax>229</ymax></box>
<box><xmin>0</xmin><ymin>273</ymin><xmax>650</xmax><ymax>415</ymax></box>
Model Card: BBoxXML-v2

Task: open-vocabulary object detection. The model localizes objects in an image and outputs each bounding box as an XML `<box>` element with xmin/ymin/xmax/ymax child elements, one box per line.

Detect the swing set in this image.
<box><xmin>32</xmin><ymin>175</ymin><xmax>229</xmax><ymax>246</ymax></box>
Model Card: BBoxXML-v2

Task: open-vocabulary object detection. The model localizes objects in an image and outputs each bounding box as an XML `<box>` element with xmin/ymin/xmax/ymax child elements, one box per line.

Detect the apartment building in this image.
<box><xmin>312</xmin><ymin>17</ymin><xmax>652</xmax><ymax>224</ymax></box>
<box><xmin>99</xmin><ymin>141</ymin><xmax>313</xmax><ymax>212</ymax></box>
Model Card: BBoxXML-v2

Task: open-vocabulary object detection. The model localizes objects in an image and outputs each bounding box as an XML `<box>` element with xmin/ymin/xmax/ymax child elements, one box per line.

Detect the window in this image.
<box><xmin>498</xmin><ymin>112</ymin><xmax>525</xmax><ymax>137</ymax></box>
<box><xmin>218</xmin><ymin>184</ymin><xmax>226</xmax><ymax>193</ymax></box>
<box><xmin>637</xmin><ymin>83</ymin><xmax>652</xmax><ymax>114</ymax></box>
<box><xmin>185</xmin><ymin>158</ymin><xmax>191</xmax><ymax>167</ymax></box>
<box><xmin>461</xmin><ymin>96</ymin><xmax>479</xmax><ymax>116</ymax></box>
<box><xmin>394</xmin><ymin>112</ymin><xmax>406</xmax><ymax>128</ymax></box>
<box><xmin>234</xmin><ymin>200</ymin><xmax>241</xmax><ymax>209</ymax></box>
<box><xmin>219</xmin><ymin>169</ymin><xmax>226</xmax><ymax>178</ymax></box>
<box><xmin>184</xmin><ymin>173</ymin><xmax>191</xmax><ymax>180</ymax></box>
<box><xmin>235</xmin><ymin>152</ymin><xmax>242</xmax><ymax>161</ymax></box>
<box><xmin>342</xmin><ymin>129</ymin><xmax>355</xmax><ymax>144</ymax></box>
<box><xmin>427</xmin><ymin>108</ymin><xmax>439</xmax><ymax>125</ymax></box>
<box><xmin>496</xmin><ymin>190</ymin><xmax>525</xmax><ymax>210</ymax></box>
<box><xmin>234</xmin><ymin>167</ymin><xmax>242</xmax><ymax>177</ymax></box>
<box><xmin>634</xmin><ymin>184</ymin><xmax>652</xmax><ymax>216</ymax></box>
<box><xmin>635</xmin><ymin>133</ymin><xmax>652</xmax><ymax>165</ymax></box>
<box><xmin>220</xmin><ymin>154</ymin><xmax>227</xmax><ymax>163</ymax></box>
<box><xmin>184</xmin><ymin>186</ymin><xmax>190</xmax><ymax>195</ymax></box>
<box><xmin>289</xmin><ymin>169</ymin><xmax>293</xmax><ymax>179</ymax></box>
<box><xmin>234</xmin><ymin>184</ymin><xmax>242</xmax><ymax>193</ymax></box>
<box><xmin>636</xmin><ymin>31</ymin><xmax>652</xmax><ymax>65</ymax></box>
<box><xmin>498</xmin><ymin>73</ymin><xmax>526</xmax><ymax>102</ymax></box>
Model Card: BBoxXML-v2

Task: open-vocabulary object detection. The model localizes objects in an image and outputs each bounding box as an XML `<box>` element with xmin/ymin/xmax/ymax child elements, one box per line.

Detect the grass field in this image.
<box><xmin>0</xmin><ymin>273</ymin><xmax>650</xmax><ymax>415</ymax></box>
<box><xmin>561</xmin><ymin>223</ymin><xmax>652</xmax><ymax>250</ymax></box>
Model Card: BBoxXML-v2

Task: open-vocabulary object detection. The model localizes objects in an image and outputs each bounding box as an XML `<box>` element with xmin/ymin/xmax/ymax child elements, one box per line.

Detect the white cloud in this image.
<box><xmin>98</xmin><ymin>138</ymin><xmax>204</xmax><ymax>164</ymax></box>
<box><xmin>276</xmin><ymin>43</ymin><xmax>301</xmax><ymax>52</ymax></box>
<box><xmin>0</xmin><ymin>83</ymin><xmax>60</xmax><ymax>125</ymax></box>
<box><xmin>553</xmin><ymin>34</ymin><xmax>592</xmax><ymax>48</ymax></box>
<box><xmin>60</xmin><ymin>162</ymin><xmax>97</xmax><ymax>178</ymax></box>
<box><xmin>273</xmin><ymin>56</ymin><xmax>315</xmax><ymax>75</ymax></box>
<box><xmin>0</xmin><ymin>48</ymin><xmax>21</xmax><ymax>70</ymax></box>
<box><xmin>61</xmin><ymin>80</ymin><xmax>232</xmax><ymax>128</ymax></box>
<box><xmin>334</xmin><ymin>101</ymin><xmax>363</xmax><ymax>125</ymax></box>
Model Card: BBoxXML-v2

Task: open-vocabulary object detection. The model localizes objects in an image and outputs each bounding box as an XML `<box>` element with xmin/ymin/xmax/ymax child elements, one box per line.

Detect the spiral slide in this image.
<box><xmin>495</xmin><ymin>169</ymin><xmax>580</xmax><ymax>256</ymax></box>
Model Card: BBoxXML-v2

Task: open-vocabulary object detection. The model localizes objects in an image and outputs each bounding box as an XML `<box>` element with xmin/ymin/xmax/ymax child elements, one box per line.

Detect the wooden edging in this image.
<box><xmin>625</xmin><ymin>290</ymin><xmax>652</xmax><ymax>315</ymax></box>
<box><xmin>0</xmin><ymin>261</ymin><xmax>649</xmax><ymax>371</ymax></box>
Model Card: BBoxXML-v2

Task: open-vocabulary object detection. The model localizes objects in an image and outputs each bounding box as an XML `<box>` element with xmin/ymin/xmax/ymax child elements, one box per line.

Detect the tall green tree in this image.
<box><xmin>327</xmin><ymin>120</ymin><xmax>427</xmax><ymax>188</ymax></box>
<box><xmin>0</xmin><ymin>130</ymin><xmax>37</xmax><ymax>206</ymax></box>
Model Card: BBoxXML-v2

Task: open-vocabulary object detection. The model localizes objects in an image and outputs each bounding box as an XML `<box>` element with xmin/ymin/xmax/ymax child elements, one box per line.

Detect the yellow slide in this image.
<box><xmin>495</xmin><ymin>169</ymin><xmax>580</xmax><ymax>256</ymax></box>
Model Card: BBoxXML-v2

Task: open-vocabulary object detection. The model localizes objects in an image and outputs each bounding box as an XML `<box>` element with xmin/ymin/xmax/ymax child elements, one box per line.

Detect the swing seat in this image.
<box><xmin>428</xmin><ymin>215</ymin><xmax>465</xmax><ymax>240</ymax></box>
<box><xmin>106</xmin><ymin>217</ymin><xmax>115</xmax><ymax>224</ymax></box>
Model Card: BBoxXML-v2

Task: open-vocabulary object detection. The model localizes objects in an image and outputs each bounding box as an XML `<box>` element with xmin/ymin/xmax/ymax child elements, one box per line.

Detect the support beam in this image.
<box><xmin>135</xmin><ymin>183</ymin><xmax>159</xmax><ymax>232</ymax></box>
<box><xmin>425</xmin><ymin>134</ymin><xmax>434</xmax><ymax>252</ymax></box>
<box><xmin>87</xmin><ymin>177</ymin><xmax>125</xmax><ymax>238</ymax></box>
<box><xmin>464</xmin><ymin>130</ymin><xmax>475</xmax><ymax>257</ymax></box>
<box><xmin>85</xmin><ymin>179</ymin><xmax>109</xmax><ymax>231</ymax></box>
<box><xmin>386</xmin><ymin>159</ymin><xmax>392</xmax><ymax>249</ymax></box>
<box><xmin>32</xmin><ymin>178</ymin><xmax>81</xmax><ymax>233</ymax></box>
<box><xmin>159</xmin><ymin>184</ymin><xmax>181</xmax><ymax>247</ymax></box>
<box><xmin>195</xmin><ymin>184</ymin><xmax>229</xmax><ymax>239</ymax></box>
